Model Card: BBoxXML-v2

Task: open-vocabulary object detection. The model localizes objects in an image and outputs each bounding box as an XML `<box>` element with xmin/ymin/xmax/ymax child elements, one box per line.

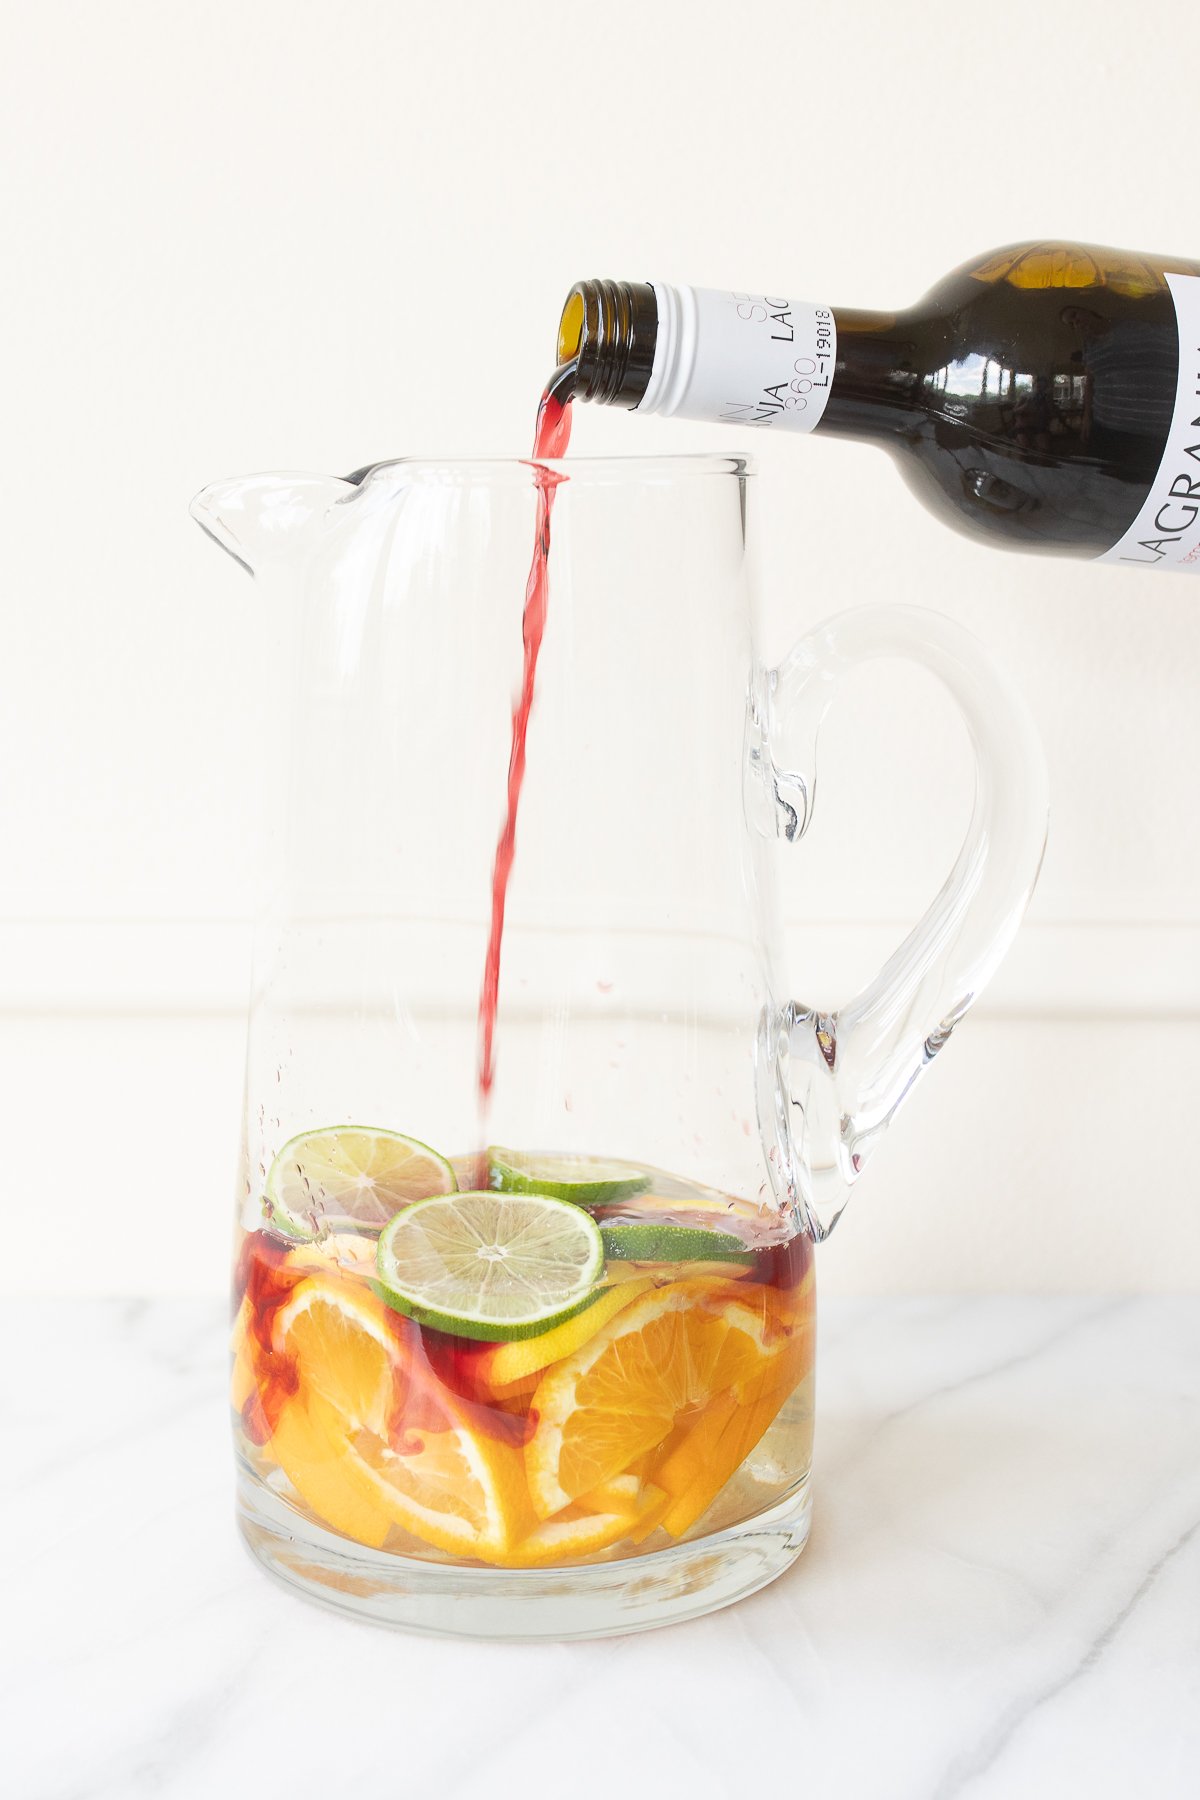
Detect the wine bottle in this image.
<box><xmin>556</xmin><ymin>244</ymin><xmax>1200</xmax><ymax>571</ymax></box>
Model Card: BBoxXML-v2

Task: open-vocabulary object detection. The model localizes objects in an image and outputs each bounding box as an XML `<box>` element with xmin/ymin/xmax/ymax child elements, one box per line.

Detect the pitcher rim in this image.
<box><xmin>353</xmin><ymin>451</ymin><xmax>753</xmax><ymax>486</ymax></box>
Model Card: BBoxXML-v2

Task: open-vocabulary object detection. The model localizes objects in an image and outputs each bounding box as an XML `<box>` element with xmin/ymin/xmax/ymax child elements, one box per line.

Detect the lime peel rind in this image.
<box><xmin>265</xmin><ymin>1125</ymin><xmax>457</xmax><ymax>1242</ymax></box>
<box><xmin>599</xmin><ymin>1222</ymin><xmax>755</xmax><ymax>1266</ymax></box>
<box><xmin>486</xmin><ymin>1146</ymin><xmax>651</xmax><ymax>1206</ymax></box>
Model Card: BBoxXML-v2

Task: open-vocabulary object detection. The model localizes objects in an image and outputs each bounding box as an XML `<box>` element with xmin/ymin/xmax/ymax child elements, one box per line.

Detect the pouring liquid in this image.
<box><xmin>476</xmin><ymin>360</ymin><xmax>577</xmax><ymax>1104</ymax></box>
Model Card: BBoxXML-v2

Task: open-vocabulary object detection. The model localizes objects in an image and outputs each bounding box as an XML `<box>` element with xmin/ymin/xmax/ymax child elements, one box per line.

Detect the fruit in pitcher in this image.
<box><xmin>486</xmin><ymin>1146</ymin><xmax>650</xmax><ymax>1205</ymax></box>
<box><xmin>325</xmin><ymin>1410</ymin><xmax>530</xmax><ymax>1559</ymax></box>
<box><xmin>657</xmin><ymin>1384</ymin><xmax>800</xmax><ymax>1538</ymax></box>
<box><xmin>273</xmin><ymin>1276</ymin><xmax>402</xmax><ymax>1435</ymax></box>
<box><xmin>496</xmin><ymin>1482</ymin><xmax>670</xmax><ymax>1568</ymax></box>
<box><xmin>271</xmin><ymin>1388</ymin><xmax>530</xmax><ymax>1561</ymax></box>
<box><xmin>475</xmin><ymin>1276</ymin><xmax>653</xmax><ymax>1392</ymax></box>
<box><xmin>250</xmin><ymin>1264</ymin><xmax>532</xmax><ymax>1558</ymax></box>
<box><xmin>235</xmin><ymin>1146</ymin><xmax>815</xmax><ymax>1568</ymax></box>
<box><xmin>598</xmin><ymin>1222</ymin><xmax>754</xmax><ymax>1267</ymax></box>
<box><xmin>266</xmin><ymin>1126</ymin><xmax>456</xmax><ymax>1239</ymax></box>
<box><xmin>524</xmin><ymin>1277</ymin><xmax>799</xmax><ymax>1520</ymax></box>
<box><xmin>374</xmin><ymin>1190</ymin><xmax>604</xmax><ymax>1341</ymax></box>
<box><xmin>268</xmin><ymin>1396</ymin><xmax>395</xmax><ymax>1551</ymax></box>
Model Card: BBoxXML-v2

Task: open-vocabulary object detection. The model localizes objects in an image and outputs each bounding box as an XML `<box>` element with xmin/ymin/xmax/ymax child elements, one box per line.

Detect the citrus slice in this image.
<box><xmin>495</xmin><ymin>1481</ymin><xmax>669</xmax><ymax>1568</ymax></box>
<box><xmin>265</xmin><ymin>1278</ymin><xmax>530</xmax><ymax>1559</ymax></box>
<box><xmin>266</xmin><ymin>1126</ymin><xmax>456</xmax><ymax>1240</ymax></box>
<box><xmin>653</xmin><ymin>1393</ymin><xmax>744</xmax><ymax>1506</ymax></box>
<box><xmin>659</xmin><ymin>1386</ymin><xmax>795</xmax><ymax>1539</ymax></box>
<box><xmin>476</xmin><ymin>1276</ymin><xmax>652</xmax><ymax>1391</ymax></box>
<box><xmin>599</xmin><ymin>1222</ymin><xmax>754</xmax><ymax>1267</ymax></box>
<box><xmin>339</xmin><ymin>1414</ymin><xmax>530</xmax><ymax>1559</ymax></box>
<box><xmin>525</xmin><ymin>1279</ymin><xmax>787</xmax><ymax>1518</ymax></box>
<box><xmin>375</xmin><ymin>1191</ymin><xmax>603</xmax><ymax>1342</ymax></box>
<box><xmin>487</xmin><ymin>1147</ymin><xmax>650</xmax><ymax>1206</ymax></box>
<box><xmin>576</xmin><ymin>1473</ymin><xmax>644</xmax><ymax>1518</ymax></box>
<box><xmin>269</xmin><ymin>1394</ymin><xmax>394</xmax><ymax>1550</ymax></box>
<box><xmin>273</xmin><ymin>1275</ymin><xmax>404</xmax><ymax>1435</ymax></box>
<box><xmin>267</xmin><ymin>1386</ymin><xmax>531</xmax><ymax>1562</ymax></box>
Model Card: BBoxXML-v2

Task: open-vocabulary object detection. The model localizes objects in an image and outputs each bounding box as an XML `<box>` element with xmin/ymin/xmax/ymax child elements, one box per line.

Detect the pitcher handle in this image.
<box><xmin>755</xmin><ymin>604</ymin><xmax>1048</xmax><ymax>1241</ymax></box>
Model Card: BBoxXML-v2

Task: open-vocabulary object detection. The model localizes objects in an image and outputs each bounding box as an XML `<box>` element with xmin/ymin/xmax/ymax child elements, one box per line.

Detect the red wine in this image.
<box><xmin>558</xmin><ymin>246</ymin><xmax>1200</xmax><ymax>571</ymax></box>
<box><xmin>476</xmin><ymin>362</ymin><xmax>575</xmax><ymax>1103</ymax></box>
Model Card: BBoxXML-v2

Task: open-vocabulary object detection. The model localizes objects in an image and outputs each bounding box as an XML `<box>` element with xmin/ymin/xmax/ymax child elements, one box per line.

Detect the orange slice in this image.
<box><xmin>659</xmin><ymin>1386</ymin><xmax>796</xmax><ymax>1538</ymax></box>
<box><xmin>266</xmin><ymin>1382</ymin><xmax>530</xmax><ymax>1560</ymax></box>
<box><xmin>266</xmin><ymin>1273</ymin><xmax>528</xmax><ymax>1559</ymax></box>
<box><xmin>269</xmin><ymin>1392</ymin><xmax>393</xmax><ymax>1550</ymax></box>
<box><xmin>496</xmin><ymin>1482</ymin><xmax>670</xmax><ymax>1568</ymax></box>
<box><xmin>525</xmin><ymin>1278</ymin><xmax>789</xmax><ymax>1519</ymax></box>
<box><xmin>342</xmin><ymin>1415</ymin><xmax>529</xmax><ymax>1559</ymax></box>
<box><xmin>576</xmin><ymin>1473</ymin><xmax>645</xmax><ymax>1518</ymax></box>
<box><xmin>653</xmin><ymin>1393</ymin><xmax>742</xmax><ymax>1501</ymax></box>
<box><xmin>231</xmin><ymin>1239</ymin><xmax>378</xmax><ymax>1417</ymax></box>
<box><xmin>274</xmin><ymin>1276</ymin><xmax>403</xmax><ymax>1436</ymax></box>
<box><xmin>653</xmin><ymin>1281</ymin><xmax>814</xmax><ymax>1537</ymax></box>
<box><xmin>265</xmin><ymin>1381</ymin><xmax>531</xmax><ymax>1560</ymax></box>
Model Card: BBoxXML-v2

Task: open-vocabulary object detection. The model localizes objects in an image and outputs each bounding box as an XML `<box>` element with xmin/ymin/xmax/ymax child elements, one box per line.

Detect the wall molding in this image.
<box><xmin>1</xmin><ymin>918</ymin><xmax>1197</xmax><ymax>1019</ymax></box>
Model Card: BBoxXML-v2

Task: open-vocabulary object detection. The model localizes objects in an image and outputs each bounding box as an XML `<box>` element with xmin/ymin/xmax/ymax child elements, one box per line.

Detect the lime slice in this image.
<box><xmin>599</xmin><ymin>1223</ymin><xmax>755</xmax><ymax>1267</ymax></box>
<box><xmin>267</xmin><ymin>1126</ymin><xmax>456</xmax><ymax>1240</ymax></box>
<box><xmin>374</xmin><ymin>1191</ymin><xmax>604</xmax><ymax>1342</ymax></box>
<box><xmin>486</xmin><ymin>1147</ymin><xmax>650</xmax><ymax>1206</ymax></box>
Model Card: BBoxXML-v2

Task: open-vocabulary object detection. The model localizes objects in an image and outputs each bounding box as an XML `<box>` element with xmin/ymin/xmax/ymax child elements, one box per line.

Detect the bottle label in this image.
<box><xmin>646</xmin><ymin>288</ymin><xmax>837</xmax><ymax>433</ymax></box>
<box><xmin>1099</xmin><ymin>272</ymin><xmax>1200</xmax><ymax>572</ymax></box>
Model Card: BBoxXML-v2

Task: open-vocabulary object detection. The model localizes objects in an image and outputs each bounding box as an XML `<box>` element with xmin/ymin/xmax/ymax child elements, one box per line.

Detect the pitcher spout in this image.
<box><xmin>190</xmin><ymin>471</ymin><xmax>356</xmax><ymax>575</ymax></box>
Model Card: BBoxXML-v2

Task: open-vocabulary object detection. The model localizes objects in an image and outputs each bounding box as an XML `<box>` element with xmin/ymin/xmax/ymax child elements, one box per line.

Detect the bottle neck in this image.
<box><xmin>557</xmin><ymin>282</ymin><xmax>921</xmax><ymax>442</ymax></box>
<box><xmin>818</xmin><ymin>306</ymin><xmax>921</xmax><ymax>441</ymax></box>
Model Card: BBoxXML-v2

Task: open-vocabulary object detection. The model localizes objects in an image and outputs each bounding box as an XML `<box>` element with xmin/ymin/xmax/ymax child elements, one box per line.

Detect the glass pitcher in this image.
<box><xmin>192</xmin><ymin>452</ymin><xmax>1047</xmax><ymax>1640</ymax></box>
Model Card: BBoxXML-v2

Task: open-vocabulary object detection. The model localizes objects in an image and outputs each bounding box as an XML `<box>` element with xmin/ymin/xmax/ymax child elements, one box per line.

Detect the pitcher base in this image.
<box><xmin>235</xmin><ymin>1471</ymin><xmax>813</xmax><ymax>1641</ymax></box>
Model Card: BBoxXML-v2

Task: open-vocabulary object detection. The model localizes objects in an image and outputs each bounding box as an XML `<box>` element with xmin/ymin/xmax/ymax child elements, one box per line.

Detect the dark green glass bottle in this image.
<box><xmin>558</xmin><ymin>245</ymin><xmax>1200</xmax><ymax>570</ymax></box>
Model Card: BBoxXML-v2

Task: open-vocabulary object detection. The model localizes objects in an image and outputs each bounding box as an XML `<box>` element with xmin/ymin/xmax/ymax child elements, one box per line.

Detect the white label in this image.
<box><xmin>653</xmin><ymin>289</ymin><xmax>837</xmax><ymax>434</ymax></box>
<box><xmin>1099</xmin><ymin>272</ymin><xmax>1200</xmax><ymax>572</ymax></box>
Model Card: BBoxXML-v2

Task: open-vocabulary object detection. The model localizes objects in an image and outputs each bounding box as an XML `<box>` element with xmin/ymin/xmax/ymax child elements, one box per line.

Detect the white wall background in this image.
<box><xmin>2</xmin><ymin>0</ymin><xmax>1198</xmax><ymax>1297</ymax></box>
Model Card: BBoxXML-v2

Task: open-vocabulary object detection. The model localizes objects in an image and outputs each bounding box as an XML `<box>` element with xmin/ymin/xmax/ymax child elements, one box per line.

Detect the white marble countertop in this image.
<box><xmin>4</xmin><ymin>1297</ymin><xmax>1198</xmax><ymax>1798</ymax></box>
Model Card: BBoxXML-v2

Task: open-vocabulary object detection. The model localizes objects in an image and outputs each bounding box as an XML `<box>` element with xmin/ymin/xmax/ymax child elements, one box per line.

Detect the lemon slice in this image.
<box><xmin>477</xmin><ymin>1277</ymin><xmax>653</xmax><ymax>1391</ymax></box>
<box><xmin>486</xmin><ymin>1147</ymin><xmax>649</xmax><ymax>1206</ymax></box>
<box><xmin>266</xmin><ymin>1126</ymin><xmax>456</xmax><ymax>1240</ymax></box>
<box><xmin>375</xmin><ymin>1190</ymin><xmax>603</xmax><ymax>1342</ymax></box>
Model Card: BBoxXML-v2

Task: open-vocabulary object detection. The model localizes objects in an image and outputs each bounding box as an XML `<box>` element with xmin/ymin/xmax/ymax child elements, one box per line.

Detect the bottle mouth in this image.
<box><xmin>556</xmin><ymin>280</ymin><xmax>659</xmax><ymax>407</ymax></box>
<box><xmin>557</xmin><ymin>290</ymin><xmax>586</xmax><ymax>366</ymax></box>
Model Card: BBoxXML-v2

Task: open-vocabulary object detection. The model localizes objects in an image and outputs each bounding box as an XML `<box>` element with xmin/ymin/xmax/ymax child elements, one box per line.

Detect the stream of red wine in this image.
<box><xmin>476</xmin><ymin>364</ymin><xmax>576</xmax><ymax>1104</ymax></box>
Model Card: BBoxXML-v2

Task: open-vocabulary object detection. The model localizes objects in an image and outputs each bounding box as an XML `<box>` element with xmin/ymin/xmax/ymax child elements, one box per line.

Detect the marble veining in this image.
<box><xmin>2</xmin><ymin>1297</ymin><xmax>1198</xmax><ymax>1799</ymax></box>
